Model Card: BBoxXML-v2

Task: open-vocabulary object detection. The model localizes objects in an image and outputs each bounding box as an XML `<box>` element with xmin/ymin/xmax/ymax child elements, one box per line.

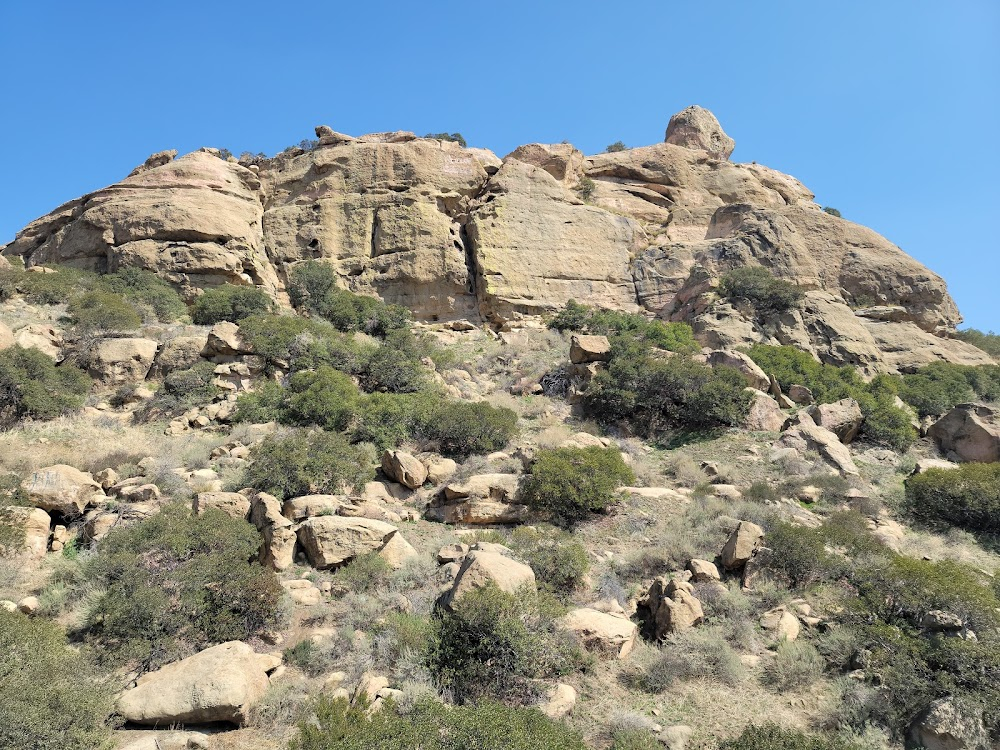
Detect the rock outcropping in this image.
<box><xmin>4</xmin><ymin>109</ymin><xmax>987</xmax><ymax>373</ymax></box>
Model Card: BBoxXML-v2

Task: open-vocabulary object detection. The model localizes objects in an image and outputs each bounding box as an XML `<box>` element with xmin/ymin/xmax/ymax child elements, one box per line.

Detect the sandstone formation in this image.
<box><xmin>720</xmin><ymin>520</ymin><xmax>764</xmax><ymax>570</ymax></box>
<box><xmin>2</xmin><ymin>108</ymin><xmax>983</xmax><ymax>373</ymax></box>
<box><xmin>21</xmin><ymin>465</ymin><xmax>105</xmax><ymax>516</ymax></box>
<box><xmin>296</xmin><ymin>516</ymin><xmax>403</xmax><ymax>569</ymax></box>
<box><xmin>927</xmin><ymin>403</ymin><xmax>1000</xmax><ymax>463</ymax></box>
<box><xmin>116</xmin><ymin>641</ymin><xmax>280</xmax><ymax>726</ymax></box>
<box><xmin>440</xmin><ymin>548</ymin><xmax>536</xmax><ymax>609</ymax></box>
<box><xmin>558</xmin><ymin>607</ymin><xmax>638</xmax><ymax>658</ymax></box>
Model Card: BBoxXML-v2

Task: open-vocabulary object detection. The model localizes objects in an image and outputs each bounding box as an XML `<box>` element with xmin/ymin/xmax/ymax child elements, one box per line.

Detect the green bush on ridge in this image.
<box><xmin>0</xmin><ymin>345</ymin><xmax>90</xmax><ymax>429</ymax></box>
<box><xmin>191</xmin><ymin>284</ymin><xmax>275</xmax><ymax>324</ymax></box>
<box><xmin>905</xmin><ymin>463</ymin><xmax>1000</xmax><ymax>533</ymax></box>
<box><xmin>719</xmin><ymin>266</ymin><xmax>804</xmax><ymax>317</ymax></box>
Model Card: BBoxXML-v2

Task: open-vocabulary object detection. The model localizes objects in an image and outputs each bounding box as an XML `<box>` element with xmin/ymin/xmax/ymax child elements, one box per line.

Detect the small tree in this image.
<box><xmin>719</xmin><ymin>266</ymin><xmax>804</xmax><ymax>317</ymax></box>
<box><xmin>0</xmin><ymin>345</ymin><xmax>90</xmax><ymax>428</ymax></box>
<box><xmin>605</xmin><ymin>141</ymin><xmax>627</xmax><ymax>152</ymax></box>
<box><xmin>191</xmin><ymin>285</ymin><xmax>275</xmax><ymax>324</ymax></box>
<box><xmin>68</xmin><ymin>291</ymin><xmax>142</xmax><ymax>333</ymax></box>
<box><xmin>822</xmin><ymin>206</ymin><xmax>842</xmax><ymax>218</ymax></box>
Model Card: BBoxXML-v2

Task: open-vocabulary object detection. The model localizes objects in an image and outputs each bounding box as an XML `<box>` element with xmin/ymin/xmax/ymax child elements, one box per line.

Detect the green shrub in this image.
<box><xmin>97</xmin><ymin>267</ymin><xmax>187</xmax><ymax>322</ymax></box>
<box><xmin>585</xmin><ymin>340</ymin><xmax>753</xmax><ymax>435</ymax></box>
<box><xmin>509</xmin><ymin>526</ymin><xmax>590</xmax><ymax>592</ymax></box>
<box><xmin>83</xmin><ymin>504</ymin><xmax>282</xmax><ymax>669</ymax></box>
<box><xmin>719</xmin><ymin>267</ymin><xmax>804</xmax><ymax>317</ymax></box>
<box><xmin>285</xmin><ymin>366</ymin><xmax>362</xmax><ymax>431</ymax></box>
<box><xmin>763</xmin><ymin>640</ymin><xmax>825</xmax><ymax>691</ymax></box>
<box><xmin>288</xmin><ymin>262</ymin><xmax>410</xmax><ymax>337</ymax></box>
<box><xmin>418</xmin><ymin>399</ymin><xmax>518</xmax><ymax>457</ymax></box>
<box><xmin>905</xmin><ymin>463</ymin><xmax>1000</xmax><ymax>533</ymax></box>
<box><xmin>351</xmin><ymin>391</ymin><xmax>436</xmax><ymax>452</ymax></box>
<box><xmin>719</xmin><ymin>723</ymin><xmax>863</xmax><ymax>750</ymax></box>
<box><xmin>549</xmin><ymin>300</ymin><xmax>698</xmax><ymax>353</ymax></box>
<box><xmin>955</xmin><ymin>328</ymin><xmax>1000</xmax><ymax>359</ymax></box>
<box><xmin>640</xmin><ymin>630</ymin><xmax>745</xmax><ymax>691</ymax></box>
<box><xmin>429</xmin><ymin>582</ymin><xmax>583</xmax><ymax>705</ymax></box>
<box><xmin>135</xmin><ymin>360</ymin><xmax>220</xmax><ymax>421</ymax></box>
<box><xmin>237</xmin><ymin>314</ymin><xmax>365</xmax><ymax>375</ymax></box>
<box><xmin>521</xmin><ymin>446</ymin><xmax>634</xmax><ymax>528</ymax></box>
<box><xmin>898</xmin><ymin>361</ymin><xmax>1000</xmax><ymax>417</ymax></box>
<box><xmin>357</xmin><ymin>329</ymin><xmax>429</xmax><ymax>394</ymax></box>
<box><xmin>423</xmin><ymin>132</ymin><xmax>468</xmax><ymax>147</ymax></box>
<box><xmin>0</xmin><ymin>345</ymin><xmax>90</xmax><ymax>428</ymax></box>
<box><xmin>67</xmin><ymin>290</ymin><xmax>142</xmax><ymax>333</ymax></box>
<box><xmin>244</xmin><ymin>430</ymin><xmax>373</xmax><ymax>499</ymax></box>
<box><xmin>605</xmin><ymin>140</ymin><xmax>627</xmax><ymax>152</ymax></box>
<box><xmin>0</xmin><ymin>265</ymin><xmax>97</xmax><ymax>305</ymax></box>
<box><xmin>191</xmin><ymin>285</ymin><xmax>275</xmax><ymax>324</ymax></box>
<box><xmin>291</xmin><ymin>695</ymin><xmax>586</xmax><ymax>750</ymax></box>
<box><xmin>576</xmin><ymin>176</ymin><xmax>596</xmax><ymax>200</ymax></box>
<box><xmin>0</xmin><ymin>611</ymin><xmax>115</xmax><ymax>750</ymax></box>
<box><xmin>333</xmin><ymin>552</ymin><xmax>391</xmax><ymax>592</ymax></box>
<box><xmin>822</xmin><ymin>207</ymin><xmax>843</xmax><ymax>218</ymax></box>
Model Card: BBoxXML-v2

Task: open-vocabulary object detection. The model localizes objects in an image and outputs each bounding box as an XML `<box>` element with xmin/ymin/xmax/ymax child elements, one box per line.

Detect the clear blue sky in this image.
<box><xmin>2</xmin><ymin>1</ymin><xmax>997</xmax><ymax>330</ymax></box>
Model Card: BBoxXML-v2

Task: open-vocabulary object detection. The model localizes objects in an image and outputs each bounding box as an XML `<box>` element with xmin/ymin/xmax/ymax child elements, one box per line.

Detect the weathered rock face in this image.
<box><xmin>116</xmin><ymin>641</ymin><xmax>280</xmax><ymax>726</ymax></box>
<box><xmin>928</xmin><ymin>403</ymin><xmax>1000</xmax><ymax>463</ymax></box>
<box><xmin>2</xmin><ymin>108</ymin><xmax>979</xmax><ymax>372</ymax></box>
<box><xmin>4</xmin><ymin>151</ymin><xmax>278</xmax><ymax>299</ymax></box>
<box><xmin>87</xmin><ymin>337</ymin><xmax>158</xmax><ymax>383</ymax></box>
<box><xmin>21</xmin><ymin>465</ymin><xmax>105</xmax><ymax>516</ymax></box>
<box><xmin>558</xmin><ymin>607</ymin><xmax>638</xmax><ymax>658</ymax></box>
<box><xmin>909</xmin><ymin>697</ymin><xmax>988</xmax><ymax>750</ymax></box>
<box><xmin>441</xmin><ymin>548</ymin><xmax>536</xmax><ymax>609</ymax></box>
<box><xmin>296</xmin><ymin>515</ymin><xmax>402</xmax><ymax>569</ymax></box>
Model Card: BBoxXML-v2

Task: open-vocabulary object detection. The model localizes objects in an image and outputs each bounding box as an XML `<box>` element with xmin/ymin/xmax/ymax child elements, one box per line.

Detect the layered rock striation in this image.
<box><xmin>4</xmin><ymin>108</ymin><xmax>987</xmax><ymax>373</ymax></box>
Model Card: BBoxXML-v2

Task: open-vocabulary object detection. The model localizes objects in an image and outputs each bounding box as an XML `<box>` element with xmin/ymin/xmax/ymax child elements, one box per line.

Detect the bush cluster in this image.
<box><xmin>507</xmin><ymin>526</ymin><xmax>590</xmax><ymax>592</ymax></box>
<box><xmin>423</xmin><ymin>132</ymin><xmax>468</xmax><ymax>147</ymax></box>
<box><xmin>0</xmin><ymin>345</ymin><xmax>90</xmax><ymax>429</ymax></box>
<box><xmin>719</xmin><ymin>266</ymin><xmax>804</xmax><ymax>317</ymax></box>
<box><xmin>585</xmin><ymin>338</ymin><xmax>753</xmax><ymax>435</ymax></box>
<box><xmin>0</xmin><ymin>611</ymin><xmax>115</xmax><ymax>750</ymax></box>
<box><xmin>67</xmin><ymin>290</ymin><xmax>142</xmax><ymax>333</ymax></box>
<box><xmin>292</xmin><ymin>695</ymin><xmax>585</xmax><ymax>750</ymax></box>
<box><xmin>191</xmin><ymin>284</ymin><xmax>275</xmax><ymax>324</ymax></box>
<box><xmin>0</xmin><ymin>265</ymin><xmax>186</xmax><ymax>324</ymax></box>
<box><xmin>288</xmin><ymin>262</ymin><xmax>410</xmax><ymax>338</ymax></box>
<box><xmin>243</xmin><ymin>430</ymin><xmax>374</xmax><ymax>500</ymax></box>
<box><xmin>905</xmin><ymin>463</ymin><xmax>1000</xmax><ymax>533</ymax></box>
<box><xmin>549</xmin><ymin>300</ymin><xmax>698</xmax><ymax>353</ymax></box>
<box><xmin>955</xmin><ymin>328</ymin><xmax>1000</xmax><ymax>359</ymax></box>
<box><xmin>747</xmin><ymin>345</ymin><xmax>916</xmax><ymax>450</ymax></box>
<box><xmin>719</xmin><ymin>724</ymin><xmax>863</xmax><ymax>750</ymax></box>
<box><xmin>428</xmin><ymin>583</ymin><xmax>584</xmax><ymax>705</ymax></box>
<box><xmin>897</xmin><ymin>361</ymin><xmax>1000</xmax><ymax>417</ymax></box>
<box><xmin>82</xmin><ymin>504</ymin><xmax>283</xmax><ymax>669</ymax></box>
<box><xmin>134</xmin><ymin>360</ymin><xmax>221</xmax><ymax>421</ymax></box>
<box><xmin>521</xmin><ymin>446</ymin><xmax>634</xmax><ymax>528</ymax></box>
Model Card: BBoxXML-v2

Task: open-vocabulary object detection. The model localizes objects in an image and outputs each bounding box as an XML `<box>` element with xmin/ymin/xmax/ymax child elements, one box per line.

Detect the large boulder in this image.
<box><xmin>927</xmin><ymin>404</ymin><xmax>1000</xmax><ymax>463</ymax></box>
<box><xmin>440</xmin><ymin>548</ymin><xmax>536</xmax><ymax>609</ymax></box>
<box><xmin>558</xmin><ymin>607</ymin><xmax>637</xmax><ymax>658</ymax></box>
<box><xmin>780</xmin><ymin>412</ymin><xmax>860</xmax><ymax>476</ymax></box>
<box><xmin>13</xmin><ymin>324</ymin><xmax>62</xmax><ymax>359</ymax></box>
<box><xmin>808</xmin><ymin>398</ymin><xmax>863</xmax><ymax>444</ymax></box>
<box><xmin>720</xmin><ymin>520</ymin><xmax>764</xmax><ymax>570</ymax></box>
<box><xmin>707</xmin><ymin>349</ymin><xmax>769</xmax><ymax>390</ymax></box>
<box><xmin>249</xmin><ymin>492</ymin><xmax>297</xmax><ymax>571</ymax></box>
<box><xmin>381</xmin><ymin>450</ymin><xmax>427</xmax><ymax>489</ymax></box>
<box><xmin>744</xmin><ymin>389</ymin><xmax>786</xmax><ymax>432</ymax></box>
<box><xmin>643</xmin><ymin>578</ymin><xmax>704</xmax><ymax>639</ymax></box>
<box><xmin>569</xmin><ymin>334</ymin><xmax>611</xmax><ymax>364</ymax></box>
<box><xmin>664</xmin><ymin>106</ymin><xmax>736</xmax><ymax>159</ymax></box>
<box><xmin>0</xmin><ymin>322</ymin><xmax>13</xmax><ymax>351</ymax></box>
<box><xmin>21</xmin><ymin>465</ymin><xmax>105</xmax><ymax>516</ymax></box>
<box><xmin>192</xmin><ymin>492</ymin><xmax>250</xmax><ymax>519</ymax></box>
<box><xmin>87</xmin><ymin>338</ymin><xmax>158</xmax><ymax>383</ymax></box>
<box><xmin>505</xmin><ymin>143</ymin><xmax>584</xmax><ymax>184</ymax></box>
<box><xmin>428</xmin><ymin>474</ymin><xmax>528</xmax><ymax>525</ymax></box>
<box><xmin>909</xmin><ymin>698</ymin><xmax>988</xmax><ymax>750</ymax></box>
<box><xmin>296</xmin><ymin>516</ymin><xmax>401</xmax><ymax>569</ymax></box>
<box><xmin>116</xmin><ymin>641</ymin><xmax>280</xmax><ymax>726</ymax></box>
<box><xmin>0</xmin><ymin>506</ymin><xmax>50</xmax><ymax>557</ymax></box>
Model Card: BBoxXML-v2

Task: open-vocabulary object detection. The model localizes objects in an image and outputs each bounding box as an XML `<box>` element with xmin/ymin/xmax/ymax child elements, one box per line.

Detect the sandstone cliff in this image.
<box><xmin>3</xmin><ymin>106</ymin><xmax>988</xmax><ymax>373</ymax></box>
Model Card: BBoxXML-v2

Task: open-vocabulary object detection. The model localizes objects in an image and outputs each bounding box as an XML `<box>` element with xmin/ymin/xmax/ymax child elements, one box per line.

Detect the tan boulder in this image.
<box><xmin>424</xmin><ymin>456</ymin><xmax>457</xmax><ymax>484</ymax></box>
<box><xmin>0</xmin><ymin>506</ymin><xmax>51</xmax><ymax>557</ymax></box>
<box><xmin>378</xmin><ymin>532</ymin><xmax>420</xmax><ymax>569</ymax></box>
<box><xmin>687</xmin><ymin>558</ymin><xmax>721</xmax><ymax>582</ymax></box>
<box><xmin>558</xmin><ymin>607</ymin><xmax>637</xmax><ymax>658</ymax></box>
<box><xmin>664</xmin><ymin>105</ymin><xmax>736</xmax><ymax>159</ymax></box>
<box><xmin>707</xmin><ymin>349</ymin><xmax>769</xmax><ymax>390</ymax></box>
<box><xmin>296</xmin><ymin>516</ymin><xmax>399</xmax><ymax>569</ymax></box>
<box><xmin>430</xmin><ymin>473</ymin><xmax>526</xmax><ymax>525</ymax></box>
<box><xmin>282</xmin><ymin>494</ymin><xmax>350</xmax><ymax>521</ymax></box>
<box><xmin>154</xmin><ymin>333</ymin><xmax>209</xmax><ymax>374</ymax></box>
<box><xmin>441</xmin><ymin>549</ymin><xmax>536</xmax><ymax>609</ymax></box>
<box><xmin>0</xmin><ymin>322</ymin><xmax>13</xmax><ymax>351</ymax></box>
<box><xmin>909</xmin><ymin>697</ymin><xmax>988</xmax><ymax>750</ymax></box>
<box><xmin>569</xmin><ymin>334</ymin><xmax>612</xmax><ymax>364</ymax></box>
<box><xmin>913</xmin><ymin>458</ymin><xmax>960</xmax><ymax>474</ymax></box>
<box><xmin>21</xmin><ymin>465</ymin><xmax>105</xmax><ymax>516</ymax></box>
<box><xmin>720</xmin><ymin>520</ymin><xmax>764</xmax><ymax>570</ymax></box>
<box><xmin>13</xmin><ymin>324</ymin><xmax>62</xmax><ymax>359</ymax></box>
<box><xmin>927</xmin><ymin>403</ymin><xmax>1000</xmax><ymax>463</ymax></box>
<box><xmin>539</xmin><ymin>683</ymin><xmax>577</xmax><ymax>719</ymax></box>
<box><xmin>17</xmin><ymin>596</ymin><xmax>40</xmax><ymax>614</ymax></box>
<box><xmin>808</xmin><ymin>398</ymin><xmax>863</xmax><ymax>444</ymax></box>
<box><xmin>788</xmin><ymin>384</ymin><xmax>814</xmax><ymax>405</ymax></box>
<box><xmin>644</xmin><ymin>577</ymin><xmax>704</xmax><ymax>638</ymax></box>
<box><xmin>760</xmin><ymin>607</ymin><xmax>800</xmax><ymax>641</ymax></box>
<box><xmin>192</xmin><ymin>492</ymin><xmax>250</xmax><ymax>519</ymax></box>
<box><xmin>745</xmin><ymin>389</ymin><xmax>787</xmax><ymax>432</ymax></box>
<box><xmin>381</xmin><ymin>450</ymin><xmax>427</xmax><ymax>489</ymax></box>
<box><xmin>248</xmin><ymin>492</ymin><xmax>297</xmax><ymax>571</ymax></box>
<box><xmin>505</xmin><ymin>143</ymin><xmax>585</xmax><ymax>183</ymax></box>
<box><xmin>116</xmin><ymin>641</ymin><xmax>280</xmax><ymax>726</ymax></box>
<box><xmin>780</xmin><ymin>412</ymin><xmax>860</xmax><ymax>476</ymax></box>
<box><xmin>205</xmin><ymin>322</ymin><xmax>251</xmax><ymax>357</ymax></box>
<box><xmin>88</xmin><ymin>338</ymin><xmax>157</xmax><ymax>383</ymax></box>
<box><xmin>437</xmin><ymin>543</ymin><xmax>469</xmax><ymax>564</ymax></box>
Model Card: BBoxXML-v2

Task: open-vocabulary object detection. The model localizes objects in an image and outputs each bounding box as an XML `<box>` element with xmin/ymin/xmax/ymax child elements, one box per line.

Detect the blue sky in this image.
<box><xmin>1</xmin><ymin>1</ymin><xmax>997</xmax><ymax>329</ymax></box>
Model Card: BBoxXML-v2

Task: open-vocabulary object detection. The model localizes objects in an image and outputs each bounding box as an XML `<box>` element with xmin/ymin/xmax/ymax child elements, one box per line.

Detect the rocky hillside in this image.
<box><xmin>1</xmin><ymin>109</ymin><xmax>999</xmax><ymax>750</ymax></box>
<box><xmin>3</xmin><ymin>107</ymin><xmax>990</xmax><ymax>374</ymax></box>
